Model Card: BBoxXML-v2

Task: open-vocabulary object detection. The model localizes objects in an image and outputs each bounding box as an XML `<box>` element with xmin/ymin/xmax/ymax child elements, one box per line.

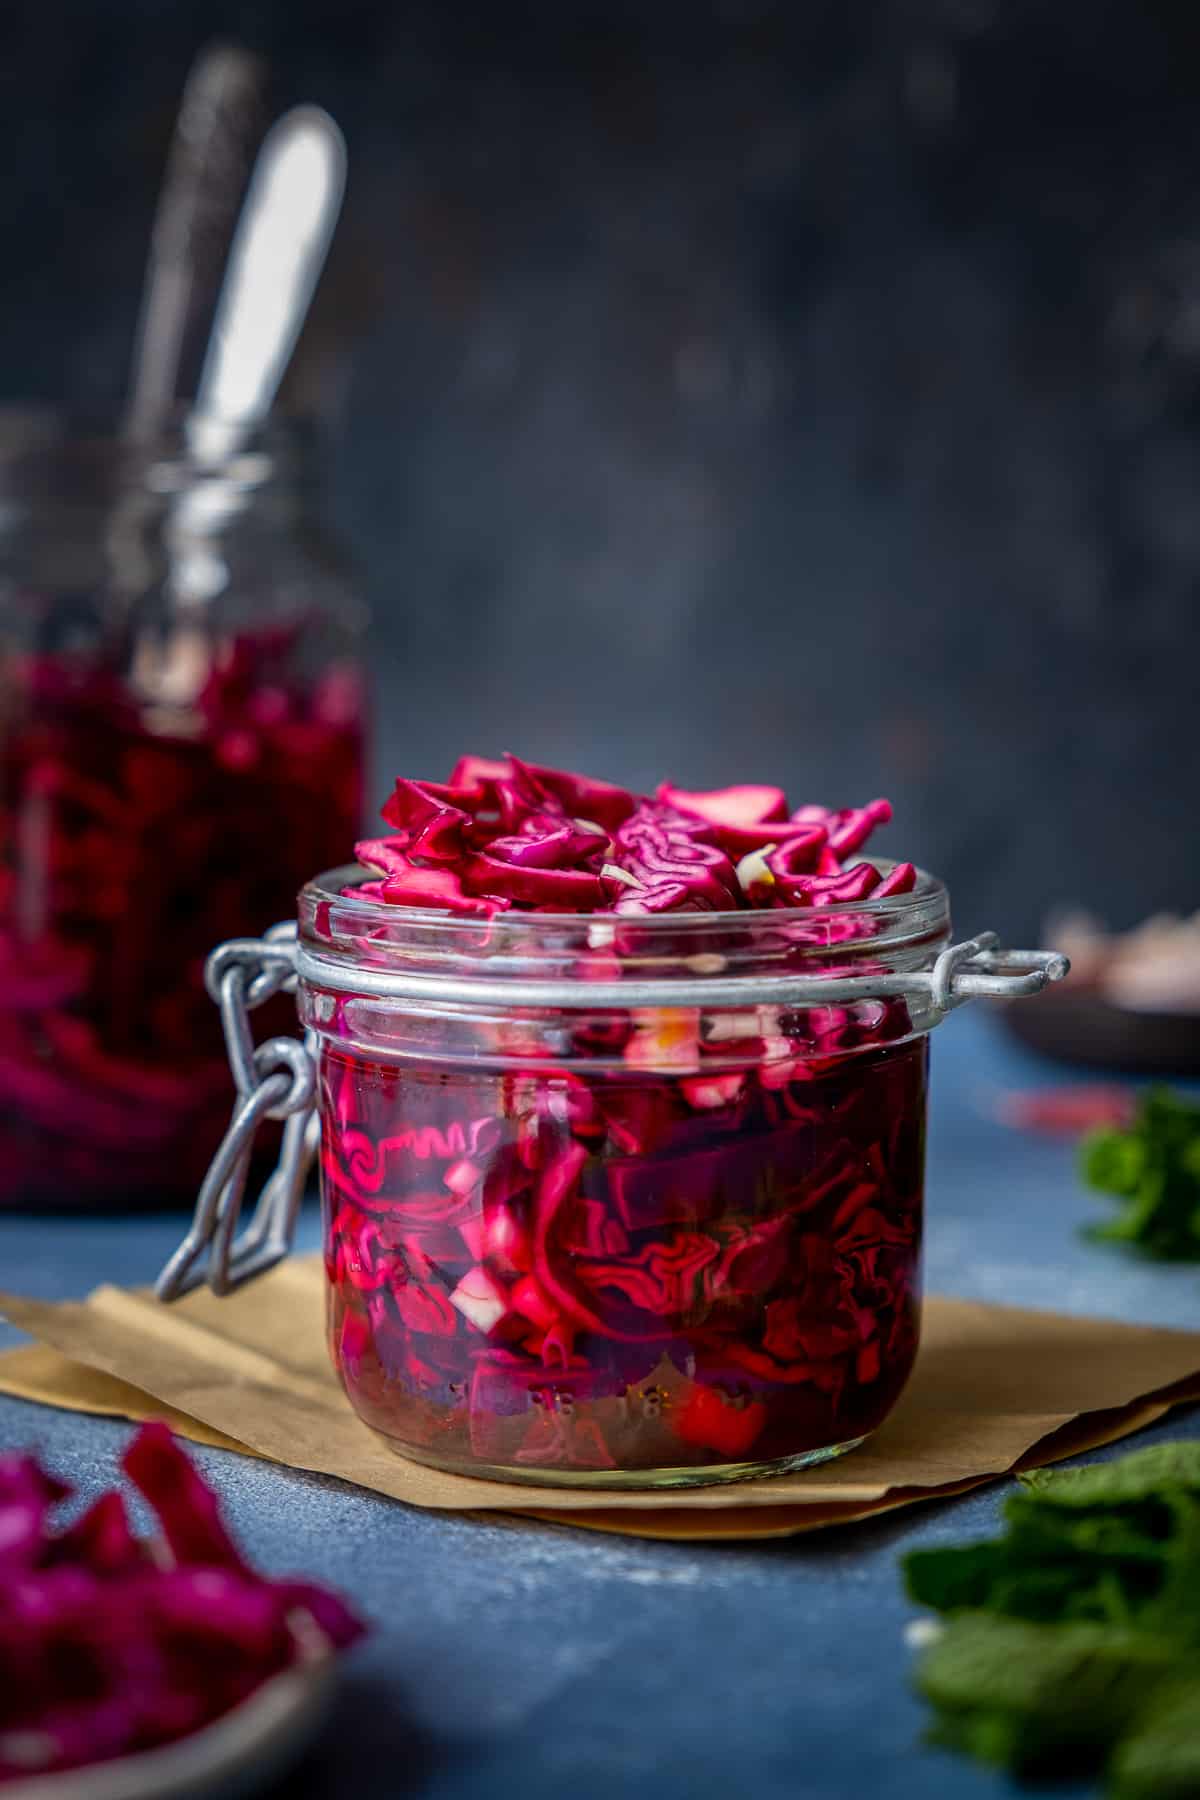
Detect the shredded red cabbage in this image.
<box><xmin>0</xmin><ymin>642</ymin><xmax>364</xmax><ymax>1207</ymax></box>
<box><xmin>322</xmin><ymin>756</ymin><xmax>925</xmax><ymax>1478</ymax></box>
<box><xmin>0</xmin><ymin>1424</ymin><xmax>363</xmax><ymax>1784</ymax></box>
<box><xmin>324</xmin><ymin>1034</ymin><xmax>925</xmax><ymax>1474</ymax></box>
<box><xmin>352</xmin><ymin>759</ymin><xmax>900</xmax><ymax>920</ymax></box>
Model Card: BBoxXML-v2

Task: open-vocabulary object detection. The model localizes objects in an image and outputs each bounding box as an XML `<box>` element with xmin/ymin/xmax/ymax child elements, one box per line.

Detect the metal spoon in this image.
<box><xmin>125</xmin><ymin>42</ymin><xmax>266</xmax><ymax>442</ymax></box>
<box><xmin>186</xmin><ymin>104</ymin><xmax>347</xmax><ymax>466</ymax></box>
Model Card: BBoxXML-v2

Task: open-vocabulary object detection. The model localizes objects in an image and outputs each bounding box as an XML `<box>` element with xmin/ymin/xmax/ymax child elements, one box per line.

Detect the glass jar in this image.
<box><xmin>159</xmin><ymin>868</ymin><xmax>1066</xmax><ymax>1489</ymax></box>
<box><xmin>0</xmin><ymin>410</ymin><xmax>367</xmax><ymax>1209</ymax></box>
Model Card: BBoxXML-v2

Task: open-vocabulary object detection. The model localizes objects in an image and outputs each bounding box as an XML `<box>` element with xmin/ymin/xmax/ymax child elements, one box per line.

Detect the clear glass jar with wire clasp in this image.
<box><xmin>0</xmin><ymin>410</ymin><xmax>367</xmax><ymax>1210</ymax></box>
<box><xmin>202</xmin><ymin>868</ymin><xmax>1055</xmax><ymax>1490</ymax></box>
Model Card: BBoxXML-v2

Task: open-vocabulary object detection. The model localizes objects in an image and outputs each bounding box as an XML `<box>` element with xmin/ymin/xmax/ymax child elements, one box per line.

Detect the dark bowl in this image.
<box><xmin>1001</xmin><ymin>990</ymin><xmax>1200</xmax><ymax>1075</ymax></box>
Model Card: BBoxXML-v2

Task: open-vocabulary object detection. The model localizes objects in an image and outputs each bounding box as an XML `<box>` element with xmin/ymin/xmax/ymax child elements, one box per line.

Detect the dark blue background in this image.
<box><xmin>4</xmin><ymin>0</ymin><xmax>1199</xmax><ymax>937</ymax></box>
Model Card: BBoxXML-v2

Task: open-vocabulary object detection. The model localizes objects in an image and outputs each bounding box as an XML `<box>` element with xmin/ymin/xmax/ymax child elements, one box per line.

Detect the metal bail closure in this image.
<box><xmin>156</xmin><ymin>922</ymin><xmax>318</xmax><ymax>1302</ymax></box>
<box><xmin>286</xmin><ymin>931</ymin><xmax>1069</xmax><ymax>1013</ymax></box>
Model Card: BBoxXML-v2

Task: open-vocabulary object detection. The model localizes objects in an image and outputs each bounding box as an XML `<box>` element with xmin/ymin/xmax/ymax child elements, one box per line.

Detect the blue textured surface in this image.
<box><xmin>1</xmin><ymin>1006</ymin><xmax>1197</xmax><ymax>1799</ymax></box>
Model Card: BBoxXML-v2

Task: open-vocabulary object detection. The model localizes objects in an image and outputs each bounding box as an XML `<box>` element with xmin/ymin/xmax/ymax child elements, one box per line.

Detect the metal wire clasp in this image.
<box><xmin>156</xmin><ymin>922</ymin><xmax>317</xmax><ymax>1302</ymax></box>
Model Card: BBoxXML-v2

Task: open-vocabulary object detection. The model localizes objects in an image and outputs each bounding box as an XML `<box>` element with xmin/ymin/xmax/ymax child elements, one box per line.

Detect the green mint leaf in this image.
<box><xmin>1019</xmin><ymin>1444</ymin><xmax>1200</xmax><ymax>1508</ymax></box>
<box><xmin>1139</xmin><ymin>1494</ymin><xmax>1200</xmax><ymax>1650</ymax></box>
<box><xmin>904</xmin><ymin>1443</ymin><xmax>1200</xmax><ymax>1790</ymax></box>
<box><xmin>903</xmin><ymin>1542</ymin><xmax>1010</xmax><ymax>1612</ymax></box>
<box><xmin>1108</xmin><ymin>1675</ymin><xmax>1200</xmax><ymax>1799</ymax></box>
<box><xmin>916</xmin><ymin>1614</ymin><xmax>1179</xmax><ymax>1778</ymax></box>
<box><xmin>1081</xmin><ymin>1091</ymin><xmax>1200</xmax><ymax>1262</ymax></box>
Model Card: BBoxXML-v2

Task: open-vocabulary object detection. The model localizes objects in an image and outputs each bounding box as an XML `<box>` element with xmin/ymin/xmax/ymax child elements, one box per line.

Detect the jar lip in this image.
<box><xmin>298</xmin><ymin>861</ymin><xmax>952</xmax><ymax>993</ymax></box>
<box><xmin>0</xmin><ymin>406</ymin><xmax>318</xmax><ymax>499</ymax></box>
<box><xmin>303</xmin><ymin>860</ymin><xmax>946</xmax><ymax>934</ymax></box>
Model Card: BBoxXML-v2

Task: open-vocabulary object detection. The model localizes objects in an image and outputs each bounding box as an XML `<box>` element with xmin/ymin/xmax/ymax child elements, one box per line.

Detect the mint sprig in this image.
<box><xmin>902</xmin><ymin>1442</ymin><xmax>1200</xmax><ymax>1795</ymax></box>
<box><xmin>1082</xmin><ymin>1091</ymin><xmax>1200</xmax><ymax>1261</ymax></box>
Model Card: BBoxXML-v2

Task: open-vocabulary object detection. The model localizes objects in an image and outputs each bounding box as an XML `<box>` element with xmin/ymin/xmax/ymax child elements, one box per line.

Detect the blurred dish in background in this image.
<box><xmin>1002</xmin><ymin>908</ymin><xmax>1200</xmax><ymax>1074</ymax></box>
<box><xmin>1050</xmin><ymin>909</ymin><xmax>1200</xmax><ymax>1014</ymax></box>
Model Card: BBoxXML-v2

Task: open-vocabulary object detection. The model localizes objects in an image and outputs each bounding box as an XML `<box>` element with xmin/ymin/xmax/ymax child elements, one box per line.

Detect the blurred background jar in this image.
<box><xmin>0</xmin><ymin>408</ymin><xmax>367</xmax><ymax>1208</ymax></box>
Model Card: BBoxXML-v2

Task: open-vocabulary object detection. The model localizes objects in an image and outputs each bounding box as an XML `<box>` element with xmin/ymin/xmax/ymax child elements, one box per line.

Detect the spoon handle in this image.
<box><xmin>125</xmin><ymin>42</ymin><xmax>266</xmax><ymax>441</ymax></box>
<box><xmin>188</xmin><ymin>105</ymin><xmax>347</xmax><ymax>463</ymax></box>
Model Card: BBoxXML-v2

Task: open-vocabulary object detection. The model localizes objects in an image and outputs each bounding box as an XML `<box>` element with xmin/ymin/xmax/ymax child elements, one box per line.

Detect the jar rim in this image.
<box><xmin>297</xmin><ymin>861</ymin><xmax>953</xmax><ymax>1000</ymax></box>
<box><xmin>0</xmin><ymin>406</ymin><xmax>318</xmax><ymax>501</ymax></box>
<box><xmin>304</xmin><ymin>859</ymin><xmax>946</xmax><ymax>932</ymax></box>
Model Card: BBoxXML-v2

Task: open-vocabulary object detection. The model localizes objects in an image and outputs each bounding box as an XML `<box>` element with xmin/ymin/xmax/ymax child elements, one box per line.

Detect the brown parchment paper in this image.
<box><xmin>1</xmin><ymin>1256</ymin><xmax>1198</xmax><ymax>1540</ymax></box>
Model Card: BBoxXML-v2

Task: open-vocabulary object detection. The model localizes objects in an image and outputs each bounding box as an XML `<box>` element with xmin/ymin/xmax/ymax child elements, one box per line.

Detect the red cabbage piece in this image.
<box><xmin>446</xmin><ymin>753</ymin><xmax>512</xmax><ymax>800</ymax></box>
<box><xmin>461</xmin><ymin>849</ymin><xmax>605</xmax><ymax>911</ymax></box>
<box><xmin>122</xmin><ymin>1422</ymin><xmax>247</xmax><ymax>1572</ymax></box>
<box><xmin>875</xmin><ymin>861</ymin><xmax>917</xmax><ymax>898</ymax></box>
<box><xmin>486</xmin><ymin>824</ymin><xmax>607</xmax><ymax>869</ymax></box>
<box><xmin>654</xmin><ymin>782</ymin><xmax>796</xmax><ymax>858</ymax></box>
<box><xmin>379</xmin><ymin>777</ymin><xmax>474</xmax><ymax>863</ymax></box>
<box><xmin>382</xmin><ymin>855</ymin><xmax>510</xmax><ymax>917</ymax></box>
<box><xmin>767</xmin><ymin>861</ymin><xmax>884</xmax><ymax>908</ymax></box>
<box><xmin>0</xmin><ymin>1426</ymin><xmax>364</xmax><ymax>1785</ymax></box>
<box><xmin>608</xmin><ymin>806</ymin><xmax>741</xmax><ymax>913</ymax></box>
<box><xmin>354</xmin><ymin>837</ymin><xmax>413</xmax><ymax>880</ymax></box>
<box><xmin>657</xmin><ymin>783</ymin><xmax>789</xmax><ymax>827</ymax></box>
<box><xmin>47</xmin><ymin>1493</ymin><xmax>142</xmax><ymax>1576</ymax></box>
<box><xmin>505</xmin><ymin>756</ymin><xmax>636</xmax><ymax>832</ymax></box>
<box><xmin>763</xmin><ymin>829</ymin><xmax>831</xmax><ymax>884</ymax></box>
<box><xmin>271</xmin><ymin>1580</ymin><xmax>365</xmax><ymax>1651</ymax></box>
<box><xmin>823</xmin><ymin>798</ymin><xmax>892</xmax><ymax>858</ymax></box>
<box><xmin>676</xmin><ymin>1385</ymin><xmax>768</xmax><ymax>1458</ymax></box>
<box><xmin>0</xmin><ymin>1457</ymin><xmax>72</xmax><ymax>1572</ymax></box>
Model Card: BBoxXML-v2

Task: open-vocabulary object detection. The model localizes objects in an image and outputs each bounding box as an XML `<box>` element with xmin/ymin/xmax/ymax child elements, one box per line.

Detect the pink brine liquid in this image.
<box><xmin>322</xmin><ymin>1032</ymin><xmax>926</xmax><ymax>1481</ymax></box>
<box><xmin>0</xmin><ymin>642</ymin><xmax>364</xmax><ymax>1207</ymax></box>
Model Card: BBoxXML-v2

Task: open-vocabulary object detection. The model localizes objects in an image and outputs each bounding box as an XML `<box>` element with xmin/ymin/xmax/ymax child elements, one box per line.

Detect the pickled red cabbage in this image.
<box><xmin>352</xmin><ymin>758</ymin><xmax>901</xmax><ymax>919</ymax></box>
<box><xmin>0</xmin><ymin>1425</ymin><xmax>363</xmax><ymax>1784</ymax></box>
<box><xmin>0</xmin><ymin>642</ymin><xmax>364</xmax><ymax>1208</ymax></box>
<box><xmin>323</xmin><ymin>1034</ymin><xmax>925</xmax><ymax>1475</ymax></box>
<box><xmin>323</xmin><ymin>756</ymin><xmax>925</xmax><ymax>1480</ymax></box>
